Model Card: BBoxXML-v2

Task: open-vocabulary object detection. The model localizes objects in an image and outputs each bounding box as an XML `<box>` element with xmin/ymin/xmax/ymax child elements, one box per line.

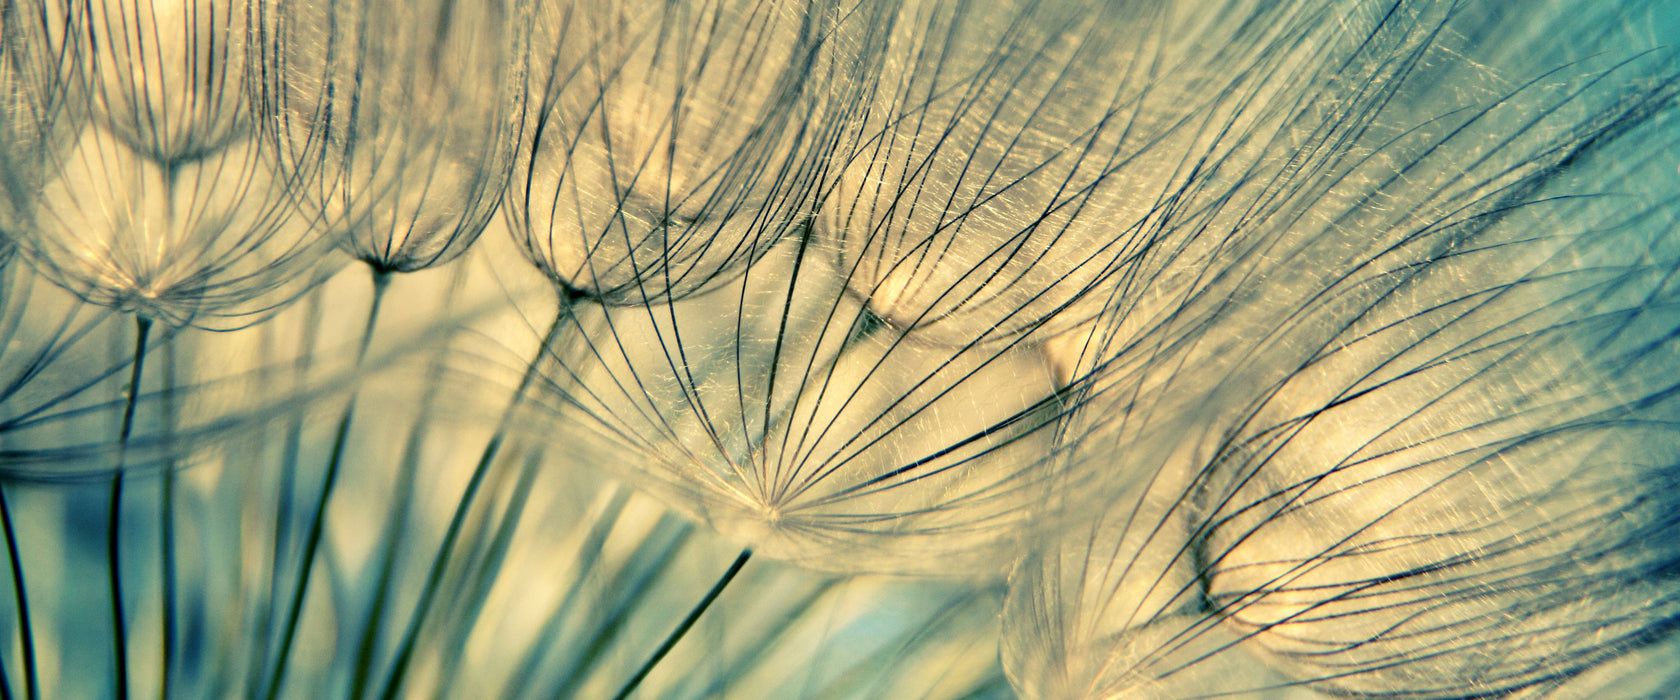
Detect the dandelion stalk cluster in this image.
<box><xmin>0</xmin><ymin>0</ymin><xmax>1678</xmax><ymax>698</ymax></box>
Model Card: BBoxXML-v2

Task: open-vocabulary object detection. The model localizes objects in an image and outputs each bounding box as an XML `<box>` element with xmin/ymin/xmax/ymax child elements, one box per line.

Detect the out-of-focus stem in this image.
<box><xmin>347</xmin><ymin>262</ymin><xmax>473</xmax><ymax>700</ymax></box>
<box><xmin>261</xmin><ymin>267</ymin><xmax>390</xmax><ymax>700</ymax></box>
<box><xmin>158</xmin><ymin>341</ymin><xmax>178</xmax><ymax>700</ymax></box>
<box><xmin>245</xmin><ymin>292</ymin><xmax>324</xmax><ymax>695</ymax></box>
<box><xmin>375</xmin><ymin>303</ymin><xmax>571</xmax><ymax>700</ymax></box>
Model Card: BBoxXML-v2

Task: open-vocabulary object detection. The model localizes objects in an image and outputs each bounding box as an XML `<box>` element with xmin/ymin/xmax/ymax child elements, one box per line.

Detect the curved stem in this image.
<box><xmin>346</xmin><ymin>335</ymin><xmax>450</xmax><ymax>700</ymax></box>
<box><xmin>346</xmin><ymin>260</ymin><xmax>476</xmax><ymax>700</ymax></box>
<box><xmin>0</xmin><ymin>486</ymin><xmax>36</xmax><ymax>700</ymax></box>
<box><xmin>375</xmin><ymin>305</ymin><xmax>571</xmax><ymax>700</ymax></box>
<box><xmin>246</xmin><ymin>293</ymin><xmax>324</xmax><ymax>695</ymax></box>
<box><xmin>611</xmin><ymin>549</ymin><xmax>752</xmax><ymax>700</ymax></box>
<box><xmin>109</xmin><ymin>315</ymin><xmax>154</xmax><ymax>700</ymax></box>
<box><xmin>262</xmin><ymin>268</ymin><xmax>390</xmax><ymax>700</ymax></box>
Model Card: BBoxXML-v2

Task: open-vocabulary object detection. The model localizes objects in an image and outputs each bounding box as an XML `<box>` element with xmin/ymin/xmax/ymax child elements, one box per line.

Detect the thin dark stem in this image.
<box><xmin>0</xmin><ymin>486</ymin><xmax>35</xmax><ymax>700</ymax></box>
<box><xmin>262</xmin><ymin>268</ymin><xmax>390</xmax><ymax>700</ymax></box>
<box><xmin>347</xmin><ymin>258</ymin><xmax>474</xmax><ymax>700</ymax></box>
<box><xmin>109</xmin><ymin>315</ymin><xmax>154</xmax><ymax>700</ymax></box>
<box><xmin>611</xmin><ymin>549</ymin><xmax>753</xmax><ymax>700</ymax></box>
<box><xmin>374</xmin><ymin>305</ymin><xmax>570</xmax><ymax>700</ymax></box>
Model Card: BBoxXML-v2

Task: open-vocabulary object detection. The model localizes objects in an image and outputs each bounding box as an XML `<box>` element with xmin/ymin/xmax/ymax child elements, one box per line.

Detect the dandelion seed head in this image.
<box><xmin>1192</xmin><ymin>295</ymin><xmax>1680</xmax><ymax>696</ymax></box>
<box><xmin>20</xmin><ymin>126</ymin><xmax>338</xmax><ymax>328</ymax></box>
<box><xmin>822</xmin><ymin>0</ymin><xmax>1148</xmax><ymax>344</ymax></box>
<box><xmin>83</xmin><ymin>0</ymin><xmax>253</xmax><ymax>164</ymax></box>
<box><xmin>991</xmin><ymin>0</ymin><xmax>1680</xmax><ymax>696</ymax></box>
<box><xmin>1</xmin><ymin>0</ymin><xmax>77</xmax><ymax>232</ymax></box>
<box><xmin>508</xmin><ymin>0</ymin><xmax>853</xmax><ymax>301</ymax></box>
<box><xmin>524</xmin><ymin>230</ymin><xmax>1079</xmax><ymax>575</ymax></box>
<box><xmin>262</xmin><ymin>0</ymin><xmax>528</xmax><ymax>272</ymax></box>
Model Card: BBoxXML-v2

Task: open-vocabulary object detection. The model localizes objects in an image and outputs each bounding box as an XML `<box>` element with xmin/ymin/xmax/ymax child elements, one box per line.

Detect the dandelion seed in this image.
<box><xmin>260</xmin><ymin>0</ymin><xmax>530</xmax><ymax>273</ymax></box>
<box><xmin>517</xmin><ymin>219</ymin><xmax>1069</xmax><ymax>576</ymax></box>
<box><xmin>11</xmin><ymin>0</ymin><xmax>339</xmax><ymax>329</ymax></box>
<box><xmin>82</xmin><ymin>0</ymin><xmax>249</xmax><ymax>165</ymax></box>
<box><xmin>507</xmin><ymin>0</ymin><xmax>853</xmax><ymax>302</ymax></box>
